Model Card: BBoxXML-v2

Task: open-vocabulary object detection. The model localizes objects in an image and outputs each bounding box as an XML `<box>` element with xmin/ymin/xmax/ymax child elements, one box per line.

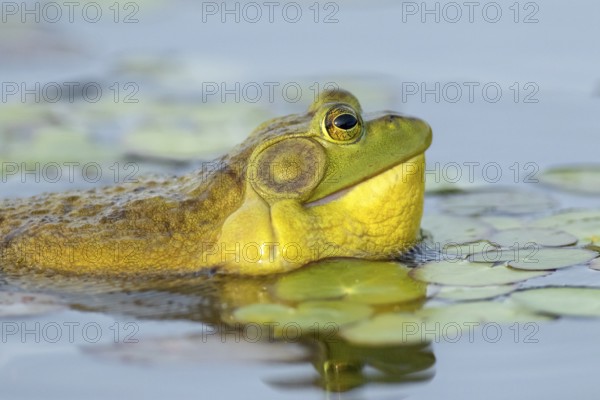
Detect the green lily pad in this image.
<box><xmin>416</xmin><ymin>301</ymin><xmax>551</xmax><ymax>325</ymax></box>
<box><xmin>539</xmin><ymin>165</ymin><xmax>600</xmax><ymax>195</ymax></box>
<box><xmin>340</xmin><ymin>313</ymin><xmax>426</xmax><ymax>346</ymax></box>
<box><xmin>531</xmin><ymin>209</ymin><xmax>600</xmax><ymax>248</ymax></box>
<box><xmin>2</xmin><ymin>127</ymin><xmax>115</xmax><ymax>165</ymax></box>
<box><xmin>468</xmin><ymin>246</ymin><xmax>518</xmax><ymax>263</ymax></box>
<box><xmin>507</xmin><ymin>248</ymin><xmax>598</xmax><ymax>271</ymax></box>
<box><xmin>123</xmin><ymin>127</ymin><xmax>230</xmax><ymax>161</ymax></box>
<box><xmin>425</xmin><ymin>178</ymin><xmax>465</xmax><ymax>195</ymax></box>
<box><xmin>411</xmin><ymin>260</ymin><xmax>550</xmax><ymax>286</ymax></box>
<box><xmin>480</xmin><ymin>216</ymin><xmax>524</xmax><ymax>230</ymax></box>
<box><xmin>421</xmin><ymin>214</ymin><xmax>494</xmax><ymax>246</ymax></box>
<box><xmin>341</xmin><ymin>300</ymin><xmax>548</xmax><ymax>346</ymax></box>
<box><xmin>487</xmin><ymin>228</ymin><xmax>578</xmax><ymax>248</ymax></box>
<box><xmin>440</xmin><ymin>189</ymin><xmax>556</xmax><ymax>216</ymax></box>
<box><xmin>510</xmin><ymin>287</ymin><xmax>600</xmax><ymax>317</ymax></box>
<box><xmin>232</xmin><ymin>301</ymin><xmax>373</xmax><ymax>335</ymax></box>
<box><xmin>0</xmin><ymin>291</ymin><xmax>65</xmax><ymax>317</ymax></box>
<box><xmin>441</xmin><ymin>242</ymin><xmax>498</xmax><ymax>261</ymax></box>
<box><xmin>123</xmin><ymin>102</ymin><xmax>271</xmax><ymax>161</ymax></box>
<box><xmin>274</xmin><ymin>259</ymin><xmax>426</xmax><ymax>305</ymax></box>
<box><xmin>435</xmin><ymin>285</ymin><xmax>517</xmax><ymax>301</ymax></box>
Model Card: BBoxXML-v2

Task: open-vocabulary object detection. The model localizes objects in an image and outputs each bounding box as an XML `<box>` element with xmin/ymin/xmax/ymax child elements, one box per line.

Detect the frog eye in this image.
<box><xmin>324</xmin><ymin>106</ymin><xmax>363</xmax><ymax>142</ymax></box>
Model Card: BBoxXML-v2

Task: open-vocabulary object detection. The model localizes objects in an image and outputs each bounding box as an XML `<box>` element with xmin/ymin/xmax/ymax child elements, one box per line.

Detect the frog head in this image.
<box><xmin>214</xmin><ymin>89</ymin><xmax>432</xmax><ymax>274</ymax></box>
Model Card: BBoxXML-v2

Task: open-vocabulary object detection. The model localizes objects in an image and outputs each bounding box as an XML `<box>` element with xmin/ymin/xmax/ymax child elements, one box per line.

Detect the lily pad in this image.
<box><xmin>416</xmin><ymin>301</ymin><xmax>551</xmax><ymax>325</ymax></box>
<box><xmin>340</xmin><ymin>313</ymin><xmax>426</xmax><ymax>346</ymax></box>
<box><xmin>440</xmin><ymin>189</ymin><xmax>556</xmax><ymax>216</ymax></box>
<box><xmin>487</xmin><ymin>228</ymin><xmax>578</xmax><ymax>248</ymax></box>
<box><xmin>411</xmin><ymin>260</ymin><xmax>550</xmax><ymax>286</ymax></box>
<box><xmin>539</xmin><ymin>165</ymin><xmax>600</xmax><ymax>195</ymax></box>
<box><xmin>510</xmin><ymin>287</ymin><xmax>600</xmax><ymax>317</ymax></box>
<box><xmin>435</xmin><ymin>285</ymin><xmax>517</xmax><ymax>301</ymax></box>
<box><xmin>441</xmin><ymin>242</ymin><xmax>498</xmax><ymax>261</ymax></box>
<box><xmin>425</xmin><ymin>178</ymin><xmax>465</xmax><ymax>195</ymax></box>
<box><xmin>274</xmin><ymin>259</ymin><xmax>426</xmax><ymax>305</ymax></box>
<box><xmin>341</xmin><ymin>300</ymin><xmax>548</xmax><ymax>346</ymax></box>
<box><xmin>0</xmin><ymin>291</ymin><xmax>65</xmax><ymax>317</ymax></box>
<box><xmin>2</xmin><ymin>127</ymin><xmax>115</xmax><ymax>165</ymax></box>
<box><xmin>531</xmin><ymin>209</ymin><xmax>600</xmax><ymax>248</ymax></box>
<box><xmin>421</xmin><ymin>214</ymin><xmax>494</xmax><ymax>246</ymax></box>
<box><xmin>590</xmin><ymin>258</ymin><xmax>600</xmax><ymax>271</ymax></box>
<box><xmin>232</xmin><ymin>301</ymin><xmax>373</xmax><ymax>335</ymax></box>
<box><xmin>468</xmin><ymin>246</ymin><xmax>518</xmax><ymax>263</ymax></box>
<box><xmin>123</xmin><ymin>127</ymin><xmax>232</xmax><ymax>161</ymax></box>
<box><xmin>507</xmin><ymin>248</ymin><xmax>598</xmax><ymax>271</ymax></box>
<box><xmin>123</xmin><ymin>102</ymin><xmax>272</xmax><ymax>161</ymax></box>
<box><xmin>480</xmin><ymin>216</ymin><xmax>524</xmax><ymax>230</ymax></box>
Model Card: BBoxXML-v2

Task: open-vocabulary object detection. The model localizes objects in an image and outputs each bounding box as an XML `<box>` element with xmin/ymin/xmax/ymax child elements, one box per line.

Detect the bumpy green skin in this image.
<box><xmin>0</xmin><ymin>90</ymin><xmax>432</xmax><ymax>276</ymax></box>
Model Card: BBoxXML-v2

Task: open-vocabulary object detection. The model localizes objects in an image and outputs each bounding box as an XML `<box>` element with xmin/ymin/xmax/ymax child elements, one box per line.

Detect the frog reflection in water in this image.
<box><xmin>0</xmin><ymin>90</ymin><xmax>432</xmax><ymax>275</ymax></box>
<box><xmin>11</xmin><ymin>260</ymin><xmax>435</xmax><ymax>393</ymax></box>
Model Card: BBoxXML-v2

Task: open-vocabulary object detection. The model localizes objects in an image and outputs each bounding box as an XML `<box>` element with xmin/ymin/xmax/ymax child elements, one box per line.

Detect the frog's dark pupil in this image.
<box><xmin>333</xmin><ymin>114</ymin><xmax>358</xmax><ymax>130</ymax></box>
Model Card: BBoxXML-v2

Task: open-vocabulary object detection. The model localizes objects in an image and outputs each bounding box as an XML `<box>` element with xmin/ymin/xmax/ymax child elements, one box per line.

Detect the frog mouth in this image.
<box><xmin>305</xmin><ymin>154</ymin><xmax>424</xmax><ymax>208</ymax></box>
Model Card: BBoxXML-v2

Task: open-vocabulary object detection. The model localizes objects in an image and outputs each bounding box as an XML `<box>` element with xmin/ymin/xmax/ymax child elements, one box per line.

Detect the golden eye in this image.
<box><xmin>324</xmin><ymin>106</ymin><xmax>363</xmax><ymax>142</ymax></box>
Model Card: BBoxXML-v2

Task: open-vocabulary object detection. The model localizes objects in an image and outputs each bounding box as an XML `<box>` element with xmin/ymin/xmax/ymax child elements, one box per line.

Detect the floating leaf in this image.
<box><xmin>468</xmin><ymin>246</ymin><xmax>518</xmax><ymax>263</ymax></box>
<box><xmin>435</xmin><ymin>285</ymin><xmax>517</xmax><ymax>301</ymax></box>
<box><xmin>122</xmin><ymin>102</ymin><xmax>272</xmax><ymax>161</ymax></box>
<box><xmin>510</xmin><ymin>287</ymin><xmax>600</xmax><ymax>317</ymax></box>
<box><xmin>590</xmin><ymin>258</ymin><xmax>600</xmax><ymax>271</ymax></box>
<box><xmin>531</xmin><ymin>209</ymin><xmax>600</xmax><ymax>248</ymax></box>
<box><xmin>480</xmin><ymin>216</ymin><xmax>524</xmax><ymax>230</ymax></box>
<box><xmin>507</xmin><ymin>248</ymin><xmax>598</xmax><ymax>271</ymax></box>
<box><xmin>416</xmin><ymin>301</ymin><xmax>551</xmax><ymax>325</ymax></box>
<box><xmin>340</xmin><ymin>313</ymin><xmax>426</xmax><ymax>346</ymax></box>
<box><xmin>411</xmin><ymin>260</ymin><xmax>550</xmax><ymax>286</ymax></box>
<box><xmin>341</xmin><ymin>300</ymin><xmax>548</xmax><ymax>346</ymax></box>
<box><xmin>425</xmin><ymin>178</ymin><xmax>465</xmax><ymax>195</ymax></box>
<box><xmin>123</xmin><ymin>127</ymin><xmax>228</xmax><ymax>161</ymax></box>
<box><xmin>441</xmin><ymin>241</ymin><xmax>498</xmax><ymax>261</ymax></box>
<box><xmin>440</xmin><ymin>189</ymin><xmax>556</xmax><ymax>216</ymax></box>
<box><xmin>232</xmin><ymin>301</ymin><xmax>373</xmax><ymax>335</ymax></box>
<box><xmin>540</xmin><ymin>165</ymin><xmax>600</xmax><ymax>195</ymax></box>
<box><xmin>2</xmin><ymin>127</ymin><xmax>115</xmax><ymax>165</ymax></box>
<box><xmin>421</xmin><ymin>214</ymin><xmax>494</xmax><ymax>246</ymax></box>
<box><xmin>274</xmin><ymin>259</ymin><xmax>426</xmax><ymax>305</ymax></box>
<box><xmin>0</xmin><ymin>291</ymin><xmax>64</xmax><ymax>317</ymax></box>
<box><xmin>487</xmin><ymin>228</ymin><xmax>577</xmax><ymax>248</ymax></box>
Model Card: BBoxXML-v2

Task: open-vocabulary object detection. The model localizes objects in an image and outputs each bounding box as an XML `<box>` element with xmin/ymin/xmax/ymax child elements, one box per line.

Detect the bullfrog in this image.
<box><xmin>0</xmin><ymin>90</ymin><xmax>432</xmax><ymax>276</ymax></box>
